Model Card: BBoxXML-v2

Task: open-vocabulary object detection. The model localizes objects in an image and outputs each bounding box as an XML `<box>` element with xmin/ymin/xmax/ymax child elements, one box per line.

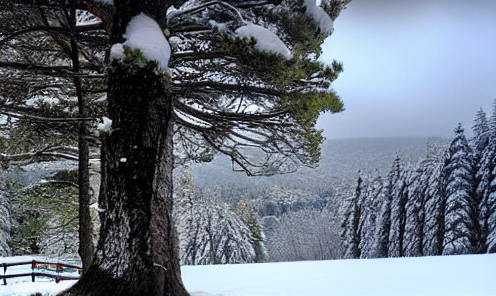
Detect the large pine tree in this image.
<box><xmin>0</xmin><ymin>0</ymin><xmax>351</xmax><ymax>295</ymax></box>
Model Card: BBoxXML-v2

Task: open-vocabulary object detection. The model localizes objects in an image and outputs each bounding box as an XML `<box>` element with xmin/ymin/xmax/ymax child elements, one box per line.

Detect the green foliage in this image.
<box><xmin>285</xmin><ymin>90</ymin><xmax>344</xmax><ymax>126</ymax></box>
<box><xmin>8</xmin><ymin>170</ymin><xmax>79</xmax><ymax>255</ymax></box>
<box><xmin>217</xmin><ymin>33</ymin><xmax>343</xmax><ymax>90</ymax></box>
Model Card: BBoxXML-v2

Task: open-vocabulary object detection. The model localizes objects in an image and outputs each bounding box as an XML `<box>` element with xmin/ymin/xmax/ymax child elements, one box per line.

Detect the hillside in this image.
<box><xmin>190</xmin><ymin>137</ymin><xmax>447</xmax><ymax>198</ymax></box>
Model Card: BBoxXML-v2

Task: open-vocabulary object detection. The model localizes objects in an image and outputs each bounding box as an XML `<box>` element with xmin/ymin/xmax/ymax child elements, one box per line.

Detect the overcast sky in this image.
<box><xmin>317</xmin><ymin>0</ymin><xmax>496</xmax><ymax>139</ymax></box>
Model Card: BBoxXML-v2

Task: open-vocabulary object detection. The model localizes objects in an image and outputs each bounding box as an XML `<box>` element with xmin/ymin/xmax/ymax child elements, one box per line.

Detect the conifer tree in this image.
<box><xmin>232</xmin><ymin>199</ymin><xmax>268</xmax><ymax>263</ymax></box>
<box><xmin>0</xmin><ymin>177</ymin><xmax>11</xmax><ymax>256</ymax></box>
<box><xmin>423</xmin><ymin>149</ymin><xmax>447</xmax><ymax>256</ymax></box>
<box><xmin>358</xmin><ymin>172</ymin><xmax>383</xmax><ymax>258</ymax></box>
<box><xmin>442</xmin><ymin>124</ymin><xmax>477</xmax><ymax>254</ymax></box>
<box><xmin>0</xmin><ymin>1</ymin><xmax>353</xmax><ymax>294</ymax></box>
<box><xmin>471</xmin><ymin>106</ymin><xmax>495</xmax><ymax>253</ymax></box>
<box><xmin>484</xmin><ymin>100</ymin><xmax>496</xmax><ymax>252</ymax></box>
<box><xmin>403</xmin><ymin>144</ymin><xmax>444</xmax><ymax>257</ymax></box>
<box><xmin>373</xmin><ymin>154</ymin><xmax>401</xmax><ymax>258</ymax></box>
<box><xmin>341</xmin><ymin>173</ymin><xmax>364</xmax><ymax>259</ymax></box>
<box><xmin>388</xmin><ymin>165</ymin><xmax>411</xmax><ymax>257</ymax></box>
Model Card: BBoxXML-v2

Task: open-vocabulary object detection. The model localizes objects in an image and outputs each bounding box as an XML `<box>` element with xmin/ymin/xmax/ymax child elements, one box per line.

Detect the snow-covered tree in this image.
<box><xmin>403</xmin><ymin>144</ymin><xmax>444</xmax><ymax>257</ymax></box>
<box><xmin>388</xmin><ymin>165</ymin><xmax>411</xmax><ymax>257</ymax></box>
<box><xmin>341</xmin><ymin>173</ymin><xmax>364</xmax><ymax>259</ymax></box>
<box><xmin>357</xmin><ymin>172</ymin><xmax>383</xmax><ymax>258</ymax></box>
<box><xmin>180</xmin><ymin>196</ymin><xmax>256</xmax><ymax>265</ymax></box>
<box><xmin>232</xmin><ymin>199</ymin><xmax>268</xmax><ymax>263</ymax></box>
<box><xmin>0</xmin><ymin>177</ymin><xmax>11</xmax><ymax>256</ymax></box>
<box><xmin>471</xmin><ymin>106</ymin><xmax>495</xmax><ymax>253</ymax></box>
<box><xmin>442</xmin><ymin>124</ymin><xmax>477</xmax><ymax>254</ymax></box>
<box><xmin>174</xmin><ymin>171</ymin><xmax>259</xmax><ymax>265</ymax></box>
<box><xmin>483</xmin><ymin>100</ymin><xmax>496</xmax><ymax>253</ymax></box>
<box><xmin>422</xmin><ymin>149</ymin><xmax>448</xmax><ymax>256</ymax></box>
<box><xmin>268</xmin><ymin>208</ymin><xmax>341</xmax><ymax>261</ymax></box>
<box><xmin>373</xmin><ymin>154</ymin><xmax>402</xmax><ymax>258</ymax></box>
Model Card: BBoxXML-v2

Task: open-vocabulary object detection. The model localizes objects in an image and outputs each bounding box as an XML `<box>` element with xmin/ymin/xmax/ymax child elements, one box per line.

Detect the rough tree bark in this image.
<box><xmin>60</xmin><ymin>62</ymin><xmax>188</xmax><ymax>296</ymax></box>
<box><xmin>59</xmin><ymin>0</ymin><xmax>189</xmax><ymax>294</ymax></box>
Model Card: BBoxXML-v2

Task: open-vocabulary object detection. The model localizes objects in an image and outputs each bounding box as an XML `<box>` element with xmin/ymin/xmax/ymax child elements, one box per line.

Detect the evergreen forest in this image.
<box><xmin>2</xmin><ymin>101</ymin><xmax>495</xmax><ymax>262</ymax></box>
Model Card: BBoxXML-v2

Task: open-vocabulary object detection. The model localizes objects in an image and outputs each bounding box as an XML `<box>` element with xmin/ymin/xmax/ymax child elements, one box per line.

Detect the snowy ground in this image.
<box><xmin>1</xmin><ymin>254</ymin><xmax>495</xmax><ymax>296</ymax></box>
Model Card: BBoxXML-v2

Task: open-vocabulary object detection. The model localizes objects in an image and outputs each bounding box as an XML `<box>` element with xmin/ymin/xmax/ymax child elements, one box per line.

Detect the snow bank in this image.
<box><xmin>122</xmin><ymin>12</ymin><xmax>171</xmax><ymax>70</ymax></box>
<box><xmin>235</xmin><ymin>23</ymin><xmax>292</xmax><ymax>60</ymax></box>
<box><xmin>303</xmin><ymin>0</ymin><xmax>334</xmax><ymax>34</ymax></box>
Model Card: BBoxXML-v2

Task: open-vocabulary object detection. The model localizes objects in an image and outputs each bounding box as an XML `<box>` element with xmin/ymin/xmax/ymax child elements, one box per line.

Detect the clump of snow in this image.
<box><xmin>209</xmin><ymin>20</ymin><xmax>229</xmax><ymax>33</ymax></box>
<box><xmin>97</xmin><ymin>116</ymin><xmax>112</xmax><ymax>134</ymax></box>
<box><xmin>303</xmin><ymin>0</ymin><xmax>334</xmax><ymax>34</ymax></box>
<box><xmin>26</xmin><ymin>97</ymin><xmax>60</xmax><ymax>107</ymax></box>
<box><xmin>235</xmin><ymin>23</ymin><xmax>292</xmax><ymax>60</ymax></box>
<box><xmin>110</xmin><ymin>43</ymin><xmax>125</xmax><ymax>60</ymax></box>
<box><xmin>90</xmin><ymin>202</ymin><xmax>106</xmax><ymax>213</ymax></box>
<box><xmin>120</xmin><ymin>157</ymin><xmax>127</xmax><ymax>163</ymax></box>
<box><xmin>94</xmin><ymin>0</ymin><xmax>114</xmax><ymax>5</ymax></box>
<box><xmin>123</xmin><ymin>12</ymin><xmax>171</xmax><ymax>70</ymax></box>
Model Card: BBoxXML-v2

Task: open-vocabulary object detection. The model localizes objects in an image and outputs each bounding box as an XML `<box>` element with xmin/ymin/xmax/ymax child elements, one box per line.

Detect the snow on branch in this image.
<box><xmin>168</xmin><ymin>1</ymin><xmax>245</xmax><ymax>22</ymax></box>
<box><xmin>304</xmin><ymin>0</ymin><xmax>334</xmax><ymax>34</ymax></box>
<box><xmin>235</xmin><ymin>23</ymin><xmax>292</xmax><ymax>60</ymax></box>
<box><xmin>93</xmin><ymin>0</ymin><xmax>114</xmax><ymax>5</ymax></box>
<box><xmin>113</xmin><ymin>13</ymin><xmax>171</xmax><ymax>70</ymax></box>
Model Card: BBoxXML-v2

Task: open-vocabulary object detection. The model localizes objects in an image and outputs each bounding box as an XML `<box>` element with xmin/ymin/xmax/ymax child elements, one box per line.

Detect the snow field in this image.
<box><xmin>1</xmin><ymin>254</ymin><xmax>495</xmax><ymax>296</ymax></box>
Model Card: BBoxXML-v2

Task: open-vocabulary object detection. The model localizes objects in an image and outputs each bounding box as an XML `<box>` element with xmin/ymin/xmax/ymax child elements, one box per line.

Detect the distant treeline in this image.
<box><xmin>341</xmin><ymin>102</ymin><xmax>496</xmax><ymax>258</ymax></box>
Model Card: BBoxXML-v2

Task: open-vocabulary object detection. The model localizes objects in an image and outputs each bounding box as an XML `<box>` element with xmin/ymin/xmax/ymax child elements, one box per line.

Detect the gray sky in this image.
<box><xmin>317</xmin><ymin>0</ymin><xmax>496</xmax><ymax>139</ymax></box>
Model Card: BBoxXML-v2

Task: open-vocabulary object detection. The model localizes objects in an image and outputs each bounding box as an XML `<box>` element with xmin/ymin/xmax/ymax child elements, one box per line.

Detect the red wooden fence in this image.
<box><xmin>0</xmin><ymin>260</ymin><xmax>81</xmax><ymax>285</ymax></box>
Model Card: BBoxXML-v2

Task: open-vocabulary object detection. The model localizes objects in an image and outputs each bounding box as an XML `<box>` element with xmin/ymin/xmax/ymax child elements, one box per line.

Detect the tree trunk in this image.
<box><xmin>59</xmin><ymin>61</ymin><xmax>189</xmax><ymax>296</ymax></box>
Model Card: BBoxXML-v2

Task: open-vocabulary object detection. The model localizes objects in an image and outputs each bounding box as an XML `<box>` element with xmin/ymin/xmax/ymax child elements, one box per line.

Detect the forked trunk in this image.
<box><xmin>59</xmin><ymin>62</ymin><xmax>188</xmax><ymax>296</ymax></box>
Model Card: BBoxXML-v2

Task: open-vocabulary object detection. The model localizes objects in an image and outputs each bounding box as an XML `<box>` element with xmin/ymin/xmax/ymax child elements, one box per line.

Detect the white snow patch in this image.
<box><xmin>168</xmin><ymin>36</ymin><xmax>182</xmax><ymax>49</ymax></box>
<box><xmin>303</xmin><ymin>0</ymin><xmax>334</xmax><ymax>34</ymax></box>
<box><xmin>94</xmin><ymin>0</ymin><xmax>113</xmax><ymax>5</ymax></box>
<box><xmin>209</xmin><ymin>20</ymin><xmax>229</xmax><ymax>33</ymax></box>
<box><xmin>110</xmin><ymin>43</ymin><xmax>125</xmax><ymax>60</ymax></box>
<box><xmin>89</xmin><ymin>203</ymin><xmax>106</xmax><ymax>213</ymax></box>
<box><xmin>26</xmin><ymin>97</ymin><xmax>60</xmax><ymax>107</ymax></box>
<box><xmin>235</xmin><ymin>23</ymin><xmax>292</xmax><ymax>60</ymax></box>
<box><xmin>123</xmin><ymin>12</ymin><xmax>171</xmax><ymax>70</ymax></box>
<box><xmin>96</xmin><ymin>116</ymin><xmax>112</xmax><ymax>133</ymax></box>
<box><xmin>1</xmin><ymin>254</ymin><xmax>495</xmax><ymax>296</ymax></box>
<box><xmin>120</xmin><ymin>157</ymin><xmax>127</xmax><ymax>163</ymax></box>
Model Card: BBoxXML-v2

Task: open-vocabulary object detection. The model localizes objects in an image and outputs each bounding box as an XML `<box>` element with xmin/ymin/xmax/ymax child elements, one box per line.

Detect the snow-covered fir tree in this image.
<box><xmin>403</xmin><ymin>144</ymin><xmax>444</xmax><ymax>257</ymax></box>
<box><xmin>484</xmin><ymin>100</ymin><xmax>496</xmax><ymax>252</ymax></box>
<box><xmin>373</xmin><ymin>154</ymin><xmax>402</xmax><ymax>258</ymax></box>
<box><xmin>0</xmin><ymin>177</ymin><xmax>11</xmax><ymax>256</ymax></box>
<box><xmin>471</xmin><ymin>106</ymin><xmax>495</xmax><ymax>253</ymax></box>
<box><xmin>442</xmin><ymin>124</ymin><xmax>477</xmax><ymax>254</ymax></box>
<box><xmin>341</xmin><ymin>173</ymin><xmax>364</xmax><ymax>259</ymax></box>
<box><xmin>357</xmin><ymin>172</ymin><xmax>383</xmax><ymax>258</ymax></box>
<box><xmin>174</xmin><ymin>169</ymin><xmax>258</xmax><ymax>265</ymax></box>
<box><xmin>388</xmin><ymin>164</ymin><xmax>412</xmax><ymax>257</ymax></box>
